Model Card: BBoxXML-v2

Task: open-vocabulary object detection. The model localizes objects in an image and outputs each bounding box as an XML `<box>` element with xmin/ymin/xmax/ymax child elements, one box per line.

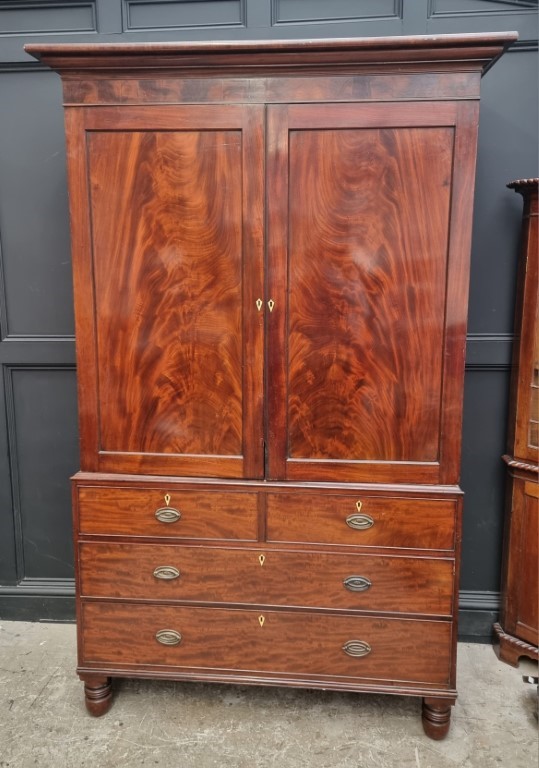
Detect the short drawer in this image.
<box><xmin>77</xmin><ymin>486</ymin><xmax>258</xmax><ymax>541</ymax></box>
<box><xmin>266</xmin><ymin>493</ymin><xmax>456</xmax><ymax>550</ymax></box>
<box><xmin>79</xmin><ymin>543</ymin><xmax>454</xmax><ymax>616</ymax></box>
<box><xmin>81</xmin><ymin>602</ymin><xmax>452</xmax><ymax>686</ymax></box>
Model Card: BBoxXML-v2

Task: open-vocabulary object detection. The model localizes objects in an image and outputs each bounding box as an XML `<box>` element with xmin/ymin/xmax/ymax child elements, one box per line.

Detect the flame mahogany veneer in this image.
<box><xmin>26</xmin><ymin>33</ymin><xmax>516</xmax><ymax>740</ymax></box>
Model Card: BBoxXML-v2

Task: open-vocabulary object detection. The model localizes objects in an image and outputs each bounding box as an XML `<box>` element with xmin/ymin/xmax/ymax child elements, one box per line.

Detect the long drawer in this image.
<box><xmin>77</xmin><ymin>486</ymin><xmax>258</xmax><ymax>541</ymax></box>
<box><xmin>81</xmin><ymin>602</ymin><xmax>452</xmax><ymax>686</ymax></box>
<box><xmin>79</xmin><ymin>543</ymin><xmax>454</xmax><ymax>615</ymax></box>
<box><xmin>266</xmin><ymin>493</ymin><xmax>456</xmax><ymax>550</ymax></box>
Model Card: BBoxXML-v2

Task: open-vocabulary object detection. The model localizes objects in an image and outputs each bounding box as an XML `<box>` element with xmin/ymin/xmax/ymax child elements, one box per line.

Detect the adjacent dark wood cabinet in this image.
<box><xmin>495</xmin><ymin>178</ymin><xmax>539</xmax><ymax>666</ymax></box>
<box><xmin>26</xmin><ymin>33</ymin><xmax>516</xmax><ymax>739</ymax></box>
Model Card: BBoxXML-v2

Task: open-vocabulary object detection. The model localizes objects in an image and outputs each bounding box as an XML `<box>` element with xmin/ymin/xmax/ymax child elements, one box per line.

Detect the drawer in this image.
<box><xmin>80</xmin><ymin>543</ymin><xmax>454</xmax><ymax>616</ymax></box>
<box><xmin>77</xmin><ymin>486</ymin><xmax>258</xmax><ymax>541</ymax></box>
<box><xmin>81</xmin><ymin>602</ymin><xmax>452</xmax><ymax>686</ymax></box>
<box><xmin>266</xmin><ymin>493</ymin><xmax>456</xmax><ymax>550</ymax></box>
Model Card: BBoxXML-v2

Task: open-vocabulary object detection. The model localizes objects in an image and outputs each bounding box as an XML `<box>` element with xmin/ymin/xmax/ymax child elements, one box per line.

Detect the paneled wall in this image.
<box><xmin>0</xmin><ymin>0</ymin><xmax>537</xmax><ymax>638</ymax></box>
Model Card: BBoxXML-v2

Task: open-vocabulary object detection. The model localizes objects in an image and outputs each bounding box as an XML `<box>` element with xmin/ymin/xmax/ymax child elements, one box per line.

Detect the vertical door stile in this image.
<box><xmin>242</xmin><ymin>105</ymin><xmax>266</xmax><ymax>479</ymax></box>
<box><xmin>265</xmin><ymin>106</ymin><xmax>290</xmax><ymax>480</ymax></box>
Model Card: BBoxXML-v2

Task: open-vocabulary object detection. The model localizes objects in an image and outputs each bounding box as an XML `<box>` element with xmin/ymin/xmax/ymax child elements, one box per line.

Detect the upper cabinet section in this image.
<box><xmin>25</xmin><ymin>35</ymin><xmax>517</xmax><ymax>483</ymax></box>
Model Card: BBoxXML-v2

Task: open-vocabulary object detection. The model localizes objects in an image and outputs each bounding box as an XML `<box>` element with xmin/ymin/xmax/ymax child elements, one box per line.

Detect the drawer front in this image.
<box><xmin>80</xmin><ymin>543</ymin><xmax>454</xmax><ymax>616</ymax></box>
<box><xmin>81</xmin><ymin>602</ymin><xmax>452</xmax><ymax>686</ymax></box>
<box><xmin>267</xmin><ymin>493</ymin><xmax>456</xmax><ymax>550</ymax></box>
<box><xmin>77</xmin><ymin>487</ymin><xmax>258</xmax><ymax>541</ymax></box>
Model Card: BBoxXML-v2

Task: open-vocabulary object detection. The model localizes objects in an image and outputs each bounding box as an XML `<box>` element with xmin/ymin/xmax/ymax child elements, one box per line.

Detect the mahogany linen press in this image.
<box><xmin>26</xmin><ymin>32</ymin><xmax>516</xmax><ymax>739</ymax></box>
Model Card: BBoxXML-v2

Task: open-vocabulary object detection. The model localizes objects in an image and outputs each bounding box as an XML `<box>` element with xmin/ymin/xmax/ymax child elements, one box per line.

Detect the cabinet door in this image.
<box><xmin>66</xmin><ymin>105</ymin><xmax>264</xmax><ymax>478</ymax></box>
<box><xmin>267</xmin><ymin>102</ymin><xmax>478</xmax><ymax>484</ymax></box>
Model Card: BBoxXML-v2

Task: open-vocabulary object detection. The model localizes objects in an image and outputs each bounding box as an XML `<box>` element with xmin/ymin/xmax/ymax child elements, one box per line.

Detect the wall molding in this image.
<box><xmin>459</xmin><ymin>589</ymin><xmax>500</xmax><ymax>611</ymax></box>
<box><xmin>0</xmin><ymin>1</ymin><xmax>97</xmax><ymax>36</ymax></box>
<box><xmin>2</xmin><ymin>364</ymin><xmax>77</xmax><ymax>585</ymax></box>
<box><xmin>509</xmin><ymin>39</ymin><xmax>539</xmax><ymax>52</ymax></box>
<box><xmin>465</xmin><ymin>333</ymin><xmax>513</xmax><ymax>371</ymax></box>
<box><xmin>271</xmin><ymin>0</ymin><xmax>403</xmax><ymax>26</ymax></box>
<box><xmin>3</xmin><ymin>364</ymin><xmax>24</xmax><ymax>583</ymax></box>
<box><xmin>0</xmin><ymin>577</ymin><xmax>74</xmax><ymax>596</ymax></box>
<box><xmin>428</xmin><ymin>0</ymin><xmax>538</xmax><ymax>18</ymax></box>
<box><xmin>0</xmin><ymin>227</ymin><xmax>7</xmax><ymax>342</ymax></box>
<box><xmin>2</xmin><ymin>335</ymin><xmax>75</xmax><ymax>343</ymax></box>
<box><xmin>122</xmin><ymin>0</ymin><xmax>247</xmax><ymax>32</ymax></box>
<box><xmin>458</xmin><ymin>589</ymin><xmax>500</xmax><ymax>642</ymax></box>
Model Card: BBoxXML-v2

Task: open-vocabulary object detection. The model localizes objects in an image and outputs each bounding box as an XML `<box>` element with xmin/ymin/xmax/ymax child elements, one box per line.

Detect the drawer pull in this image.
<box><xmin>346</xmin><ymin>513</ymin><xmax>374</xmax><ymax>530</ymax></box>
<box><xmin>342</xmin><ymin>640</ymin><xmax>372</xmax><ymax>658</ymax></box>
<box><xmin>155</xmin><ymin>629</ymin><xmax>182</xmax><ymax>646</ymax></box>
<box><xmin>155</xmin><ymin>507</ymin><xmax>181</xmax><ymax>524</ymax></box>
<box><xmin>153</xmin><ymin>566</ymin><xmax>180</xmax><ymax>581</ymax></box>
<box><xmin>343</xmin><ymin>575</ymin><xmax>372</xmax><ymax>592</ymax></box>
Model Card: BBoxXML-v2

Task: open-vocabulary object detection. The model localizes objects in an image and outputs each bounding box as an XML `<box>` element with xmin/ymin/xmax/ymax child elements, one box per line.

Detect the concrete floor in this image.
<box><xmin>0</xmin><ymin>621</ymin><xmax>537</xmax><ymax>768</ymax></box>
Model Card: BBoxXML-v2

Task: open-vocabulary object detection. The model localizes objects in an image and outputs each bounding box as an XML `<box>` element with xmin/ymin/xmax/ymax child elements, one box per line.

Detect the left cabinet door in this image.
<box><xmin>65</xmin><ymin>105</ymin><xmax>265</xmax><ymax>479</ymax></box>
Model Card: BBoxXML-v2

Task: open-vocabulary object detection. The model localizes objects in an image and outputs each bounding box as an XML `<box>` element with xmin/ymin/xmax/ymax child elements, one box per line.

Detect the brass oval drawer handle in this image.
<box><xmin>153</xmin><ymin>566</ymin><xmax>180</xmax><ymax>581</ymax></box>
<box><xmin>343</xmin><ymin>575</ymin><xmax>372</xmax><ymax>592</ymax></box>
<box><xmin>155</xmin><ymin>507</ymin><xmax>181</xmax><ymax>524</ymax></box>
<box><xmin>155</xmin><ymin>629</ymin><xmax>182</xmax><ymax>646</ymax></box>
<box><xmin>342</xmin><ymin>640</ymin><xmax>372</xmax><ymax>658</ymax></box>
<box><xmin>345</xmin><ymin>513</ymin><xmax>374</xmax><ymax>530</ymax></box>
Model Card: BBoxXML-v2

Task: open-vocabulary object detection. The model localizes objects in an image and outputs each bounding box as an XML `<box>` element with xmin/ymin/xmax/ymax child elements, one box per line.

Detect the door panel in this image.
<box><xmin>267</xmin><ymin>102</ymin><xmax>473</xmax><ymax>484</ymax></box>
<box><xmin>66</xmin><ymin>105</ymin><xmax>264</xmax><ymax>478</ymax></box>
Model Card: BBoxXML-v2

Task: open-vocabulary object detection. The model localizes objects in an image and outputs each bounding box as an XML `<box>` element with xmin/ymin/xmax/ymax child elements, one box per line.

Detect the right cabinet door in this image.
<box><xmin>266</xmin><ymin>102</ymin><xmax>479</xmax><ymax>485</ymax></box>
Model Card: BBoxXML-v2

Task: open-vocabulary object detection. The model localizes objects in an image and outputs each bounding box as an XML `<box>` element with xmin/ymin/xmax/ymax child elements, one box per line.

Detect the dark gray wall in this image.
<box><xmin>0</xmin><ymin>0</ymin><xmax>537</xmax><ymax>638</ymax></box>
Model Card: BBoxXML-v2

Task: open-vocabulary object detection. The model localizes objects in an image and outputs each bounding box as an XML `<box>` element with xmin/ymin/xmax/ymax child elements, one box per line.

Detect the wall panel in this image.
<box><xmin>0</xmin><ymin>71</ymin><xmax>73</xmax><ymax>338</ymax></box>
<box><xmin>122</xmin><ymin>0</ymin><xmax>246</xmax><ymax>31</ymax></box>
<box><xmin>0</xmin><ymin>0</ymin><xmax>537</xmax><ymax>639</ymax></box>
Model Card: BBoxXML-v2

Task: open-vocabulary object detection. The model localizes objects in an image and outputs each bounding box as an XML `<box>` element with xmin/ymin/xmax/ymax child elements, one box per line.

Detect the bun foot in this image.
<box><xmin>82</xmin><ymin>675</ymin><xmax>113</xmax><ymax>716</ymax></box>
<box><xmin>422</xmin><ymin>697</ymin><xmax>452</xmax><ymax>740</ymax></box>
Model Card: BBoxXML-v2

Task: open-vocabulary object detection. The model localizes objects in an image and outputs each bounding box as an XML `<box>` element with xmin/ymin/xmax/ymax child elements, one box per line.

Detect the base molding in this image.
<box><xmin>457</xmin><ymin>590</ymin><xmax>500</xmax><ymax>643</ymax></box>
<box><xmin>0</xmin><ymin>578</ymin><xmax>76</xmax><ymax>621</ymax></box>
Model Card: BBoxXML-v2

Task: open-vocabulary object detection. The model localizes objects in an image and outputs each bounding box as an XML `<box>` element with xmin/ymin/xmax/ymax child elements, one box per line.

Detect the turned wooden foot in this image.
<box><xmin>82</xmin><ymin>675</ymin><xmax>113</xmax><ymax>716</ymax></box>
<box><xmin>422</xmin><ymin>697</ymin><xmax>452</xmax><ymax>740</ymax></box>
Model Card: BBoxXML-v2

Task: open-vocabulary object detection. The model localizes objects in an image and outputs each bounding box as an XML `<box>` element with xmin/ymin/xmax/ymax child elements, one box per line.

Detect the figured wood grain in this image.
<box><xmin>60</xmin><ymin>72</ymin><xmax>481</xmax><ymax>106</ymax></box>
<box><xmin>287</xmin><ymin>125</ymin><xmax>452</xmax><ymax>463</ymax></box>
<box><xmin>81</xmin><ymin>602</ymin><xmax>452</xmax><ymax>685</ymax></box>
<box><xmin>266</xmin><ymin>493</ymin><xmax>456</xmax><ymax>550</ymax></box>
<box><xmin>89</xmin><ymin>128</ymin><xmax>243</xmax><ymax>457</ymax></box>
<box><xmin>79</xmin><ymin>543</ymin><xmax>454</xmax><ymax>615</ymax></box>
<box><xmin>29</xmin><ymin>34</ymin><xmax>512</xmax><ymax>734</ymax></box>
<box><xmin>266</xmin><ymin>102</ymin><xmax>464</xmax><ymax>485</ymax></box>
<box><xmin>77</xmin><ymin>486</ymin><xmax>258</xmax><ymax>541</ymax></box>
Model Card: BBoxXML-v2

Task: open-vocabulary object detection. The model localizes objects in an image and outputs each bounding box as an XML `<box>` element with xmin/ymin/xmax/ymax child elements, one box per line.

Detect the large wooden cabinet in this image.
<box><xmin>495</xmin><ymin>178</ymin><xmax>539</xmax><ymax>665</ymax></box>
<box><xmin>27</xmin><ymin>34</ymin><xmax>515</xmax><ymax>740</ymax></box>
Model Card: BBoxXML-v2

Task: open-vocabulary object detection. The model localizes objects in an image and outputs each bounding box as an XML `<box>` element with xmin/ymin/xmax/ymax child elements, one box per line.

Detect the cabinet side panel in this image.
<box><xmin>515</xmin><ymin>481</ymin><xmax>538</xmax><ymax>644</ymax></box>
